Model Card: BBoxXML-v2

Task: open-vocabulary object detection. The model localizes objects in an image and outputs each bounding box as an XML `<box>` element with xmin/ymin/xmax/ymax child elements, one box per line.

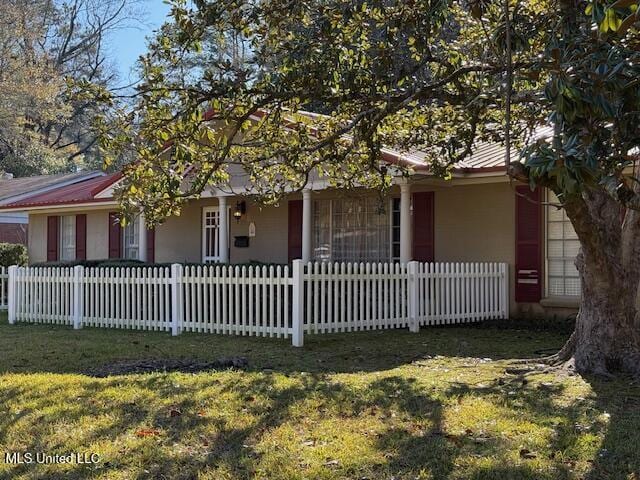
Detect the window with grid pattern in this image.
<box><xmin>123</xmin><ymin>216</ymin><xmax>140</xmax><ymax>260</ymax></box>
<box><xmin>313</xmin><ymin>197</ymin><xmax>391</xmax><ymax>262</ymax></box>
<box><xmin>59</xmin><ymin>215</ymin><xmax>76</xmax><ymax>261</ymax></box>
<box><xmin>547</xmin><ymin>191</ymin><xmax>581</xmax><ymax>296</ymax></box>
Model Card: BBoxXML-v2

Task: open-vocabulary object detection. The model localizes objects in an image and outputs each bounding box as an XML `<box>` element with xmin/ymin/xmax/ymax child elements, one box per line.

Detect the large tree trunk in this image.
<box><xmin>557</xmin><ymin>188</ymin><xmax>640</xmax><ymax>377</ymax></box>
<box><xmin>560</xmin><ymin>250</ymin><xmax>640</xmax><ymax>376</ymax></box>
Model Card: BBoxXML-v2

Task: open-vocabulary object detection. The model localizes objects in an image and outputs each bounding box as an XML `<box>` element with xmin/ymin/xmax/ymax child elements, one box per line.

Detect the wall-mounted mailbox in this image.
<box><xmin>234</xmin><ymin>236</ymin><xmax>250</xmax><ymax>248</ymax></box>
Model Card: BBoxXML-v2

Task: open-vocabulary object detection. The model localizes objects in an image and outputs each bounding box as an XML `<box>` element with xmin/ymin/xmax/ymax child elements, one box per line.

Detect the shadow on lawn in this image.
<box><xmin>0</xmin><ymin>373</ymin><xmax>458</xmax><ymax>480</ymax></box>
<box><xmin>1</xmin><ymin>363</ymin><xmax>639</xmax><ymax>478</ymax></box>
<box><xmin>7</xmin><ymin>320</ymin><xmax>638</xmax><ymax>479</ymax></box>
<box><xmin>0</xmin><ymin>321</ymin><xmax>567</xmax><ymax>375</ymax></box>
<box><xmin>446</xmin><ymin>371</ymin><xmax>640</xmax><ymax>480</ymax></box>
<box><xmin>581</xmin><ymin>378</ymin><xmax>640</xmax><ymax>479</ymax></box>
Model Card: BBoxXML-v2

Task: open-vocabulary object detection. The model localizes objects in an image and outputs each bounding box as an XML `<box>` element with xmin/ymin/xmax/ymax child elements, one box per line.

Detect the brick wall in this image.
<box><xmin>0</xmin><ymin>223</ymin><xmax>28</xmax><ymax>244</ymax></box>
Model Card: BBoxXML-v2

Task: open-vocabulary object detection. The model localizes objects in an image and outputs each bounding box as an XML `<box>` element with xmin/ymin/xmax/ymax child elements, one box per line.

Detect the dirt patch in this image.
<box><xmin>85</xmin><ymin>357</ymin><xmax>248</xmax><ymax>377</ymax></box>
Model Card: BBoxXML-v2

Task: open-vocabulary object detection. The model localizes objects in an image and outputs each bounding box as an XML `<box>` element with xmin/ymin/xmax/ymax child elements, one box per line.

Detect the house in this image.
<box><xmin>0</xmin><ymin>135</ymin><xmax>580</xmax><ymax>318</ymax></box>
<box><xmin>0</xmin><ymin>171</ymin><xmax>103</xmax><ymax>245</ymax></box>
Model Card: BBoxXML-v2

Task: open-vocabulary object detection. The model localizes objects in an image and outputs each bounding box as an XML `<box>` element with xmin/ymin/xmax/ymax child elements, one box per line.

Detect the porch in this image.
<box><xmin>151</xmin><ymin>181</ymin><xmax>516</xmax><ymax>266</ymax></box>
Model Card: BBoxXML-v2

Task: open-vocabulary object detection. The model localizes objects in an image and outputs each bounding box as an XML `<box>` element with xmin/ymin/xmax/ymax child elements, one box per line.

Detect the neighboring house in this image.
<box><xmin>0</xmin><ymin>211</ymin><xmax>27</xmax><ymax>245</ymax></box>
<box><xmin>0</xmin><ymin>138</ymin><xmax>580</xmax><ymax>318</ymax></box>
<box><xmin>0</xmin><ymin>171</ymin><xmax>103</xmax><ymax>245</ymax></box>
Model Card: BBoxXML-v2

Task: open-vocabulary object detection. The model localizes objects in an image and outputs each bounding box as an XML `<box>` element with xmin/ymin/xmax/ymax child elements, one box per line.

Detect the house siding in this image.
<box><xmin>412</xmin><ymin>182</ymin><xmax>517</xmax><ymax>314</ymax></box>
<box><xmin>155</xmin><ymin>200</ymin><xmax>203</xmax><ymax>263</ymax></box>
<box><xmin>86</xmin><ymin>211</ymin><xmax>110</xmax><ymax>259</ymax></box>
<box><xmin>28</xmin><ymin>214</ymin><xmax>47</xmax><ymax>263</ymax></box>
<box><xmin>154</xmin><ymin>198</ymin><xmax>290</xmax><ymax>264</ymax></box>
<box><xmin>0</xmin><ymin>223</ymin><xmax>27</xmax><ymax>244</ymax></box>
<box><xmin>229</xmin><ymin>201</ymin><xmax>289</xmax><ymax>264</ymax></box>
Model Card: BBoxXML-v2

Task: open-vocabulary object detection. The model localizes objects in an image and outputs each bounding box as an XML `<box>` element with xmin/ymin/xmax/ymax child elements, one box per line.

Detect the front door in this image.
<box><xmin>202</xmin><ymin>206</ymin><xmax>228</xmax><ymax>263</ymax></box>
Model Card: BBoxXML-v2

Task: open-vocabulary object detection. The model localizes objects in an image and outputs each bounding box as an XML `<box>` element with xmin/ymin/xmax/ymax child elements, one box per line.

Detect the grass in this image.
<box><xmin>0</xmin><ymin>313</ymin><xmax>638</xmax><ymax>480</ymax></box>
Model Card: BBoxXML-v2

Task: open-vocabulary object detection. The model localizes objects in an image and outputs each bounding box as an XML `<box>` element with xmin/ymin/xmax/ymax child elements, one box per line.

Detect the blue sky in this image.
<box><xmin>107</xmin><ymin>0</ymin><xmax>173</xmax><ymax>87</ymax></box>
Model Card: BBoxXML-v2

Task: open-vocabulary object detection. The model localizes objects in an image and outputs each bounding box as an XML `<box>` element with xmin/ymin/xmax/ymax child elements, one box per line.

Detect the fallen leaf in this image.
<box><xmin>135</xmin><ymin>428</ymin><xmax>160</xmax><ymax>437</ymax></box>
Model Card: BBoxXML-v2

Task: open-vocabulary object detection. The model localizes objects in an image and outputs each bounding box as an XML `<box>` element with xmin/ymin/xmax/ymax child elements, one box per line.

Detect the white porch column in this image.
<box><xmin>138</xmin><ymin>213</ymin><xmax>147</xmax><ymax>262</ymax></box>
<box><xmin>218</xmin><ymin>196</ymin><xmax>229</xmax><ymax>263</ymax></box>
<box><xmin>302</xmin><ymin>189</ymin><xmax>312</xmax><ymax>263</ymax></box>
<box><xmin>400</xmin><ymin>181</ymin><xmax>412</xmax><ymax>264</ymax></box>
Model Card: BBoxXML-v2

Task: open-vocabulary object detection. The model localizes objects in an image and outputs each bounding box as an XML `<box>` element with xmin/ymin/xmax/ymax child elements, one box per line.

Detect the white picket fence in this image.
<box><xmin>0</xmin><ymin>267</ymin><xmax>7</xmax><ymax>310</ymax></box>
<box><xmin>5</xmin><ymin>261</ymin><xmax>508</xmax><ymax>345</ymax></box>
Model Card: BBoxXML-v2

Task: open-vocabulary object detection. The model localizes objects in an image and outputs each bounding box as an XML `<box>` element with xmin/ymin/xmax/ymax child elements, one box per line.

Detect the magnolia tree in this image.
<box><xmin>100</xmin><ymin>0</ymin><xmax>640</xmax><ymax>377</ymax></box>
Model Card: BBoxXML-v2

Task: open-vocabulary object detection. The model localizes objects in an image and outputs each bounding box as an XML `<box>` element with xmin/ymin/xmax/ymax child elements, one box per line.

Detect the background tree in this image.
<box><xmin>101</xmin><ymin>0</ymin><xmax>640</xmax><ymax>377</ymax></box>
<box><xmin>0</xmin><ymin>0</ymin><xmax>143</xmax><ymax>177</ymax></box>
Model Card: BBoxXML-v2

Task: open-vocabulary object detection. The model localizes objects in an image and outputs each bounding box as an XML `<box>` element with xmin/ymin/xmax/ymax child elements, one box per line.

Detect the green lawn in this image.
<box><xmin>0</xmin><ymin>313</ymin><xmax>638</xmax><ymax>480</ymax></box>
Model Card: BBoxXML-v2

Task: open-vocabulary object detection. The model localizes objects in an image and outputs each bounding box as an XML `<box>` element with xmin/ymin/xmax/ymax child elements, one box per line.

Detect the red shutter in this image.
<box><xmin>146</xmin><ymin>228</ymin><xmax>155</xmax><ymax>263</ymax></box>
<box><xmin>288</xmin><ymin>200</ymin><xmax>303</xmax><ymax>262</ymax></box>
<box><xmin>46</xmin><ymin>216</ymin><xmax>59</xmax><ymax>261</ymax></box>
<box><xmin>412</xmin><ymin>192</ymin><xmax>435</xmax><ymax>262</ymax></box>
<box><xmin>108</xmin><ymin>212</ymin><xmax>122</xmax><ymax>259</ymax></box>
<box><xmin>515</xmin><ymin>185</ymin><xmax>542</xmax><ymax>302</ymax></box>
<box><xmin>75</xmin><ymin>214</ymin><xmax>87</xmax><ymax>260</ymax></box>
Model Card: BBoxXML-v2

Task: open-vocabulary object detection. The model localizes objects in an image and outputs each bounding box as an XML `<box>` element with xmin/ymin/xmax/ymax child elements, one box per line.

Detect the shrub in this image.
<box><xmin>30</xmin><ymin>258</ymin><xmax>146</xmax><ymax>268</ymax></box>
<box><xmin>0</xmin><ymin>243</ymin><xmax>28</xmax><ymax>267</ymax></box>
<box><xmin>29</xmin><ymin>259</ymin><xmax>287</xmax><ymax>269</ymax></box>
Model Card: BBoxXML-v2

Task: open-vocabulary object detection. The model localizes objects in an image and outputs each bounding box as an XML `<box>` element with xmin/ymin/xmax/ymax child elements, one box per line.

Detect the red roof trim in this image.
<box><xmin>0</xmin><ymin>197</ymin><xmax>116</xmax><ymax>210</ymax></box>
<box><xmin>90</xmin><ymin>172</ymin><xmax>122</xmax><ymax>195</ymax></box>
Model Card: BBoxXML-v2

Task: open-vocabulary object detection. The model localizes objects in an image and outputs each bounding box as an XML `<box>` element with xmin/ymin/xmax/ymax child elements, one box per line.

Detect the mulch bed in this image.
<box><xmin>85</xmin><ymin>357</ymin><xmax>248</xmax><ymax>377</ymax></box>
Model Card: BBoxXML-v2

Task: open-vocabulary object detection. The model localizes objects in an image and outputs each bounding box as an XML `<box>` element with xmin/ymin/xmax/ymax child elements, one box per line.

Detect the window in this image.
<box><xmin>546</xmin><ymin>191</ymin><xmax>581</xmax><ymax>296</ymax></box>
<box><xmin>123</xmin><ymin>216</ymin><xmax>140</xmax><ymax>260</ymax></box>
<box><xmin>312</xmin><ymin>197</ymin><xmax>393</xmax><ymax>262</ymax></box>
<box><xmin>391</xmin><ymin>198</ymin><xmax>401</xmax><ymax>261</ymax></box>
<box><xmin>59</xmin><ymin>215</ymin><xmax>76</xmax><ymax>261</ymax></box>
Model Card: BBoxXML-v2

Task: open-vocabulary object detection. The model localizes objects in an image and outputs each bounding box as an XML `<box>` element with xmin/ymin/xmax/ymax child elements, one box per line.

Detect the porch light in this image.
<box><xmin>234</xmin><ymin>201</ymin><xmax>246</xmax><ymax>222</ymax></box>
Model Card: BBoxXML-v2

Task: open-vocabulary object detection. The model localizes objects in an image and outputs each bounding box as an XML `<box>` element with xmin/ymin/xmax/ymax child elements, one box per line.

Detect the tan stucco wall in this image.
<box><xmin>27</xmin><ymin>214</ymin><xmax>47</xmax><ymax>264</ymax></box>
<box><xmin>229</xmin><ymin>201</ymin><xmax>289</xmax><ymax>264</ymax></box>
<box><xmin>86</xmin><ymin>211</ymin><xmax>110</xmax><ymax>259</ymax></box>
<box><xmin>28</xmin><ymin>210</ymin><xmax>112</xmax><ymax>262</ymax></box>
<box><xmin>410</xmin><ymin>181</ymin><xmax>517</xmax><ymax>313</ymax></box>
<box><xmin>155</xmin><ymin>200</ymin><xmax>204</xmax><ymax>263</ymax></box>
<box><xmin>154</xmin><ymin>198</ymin><xmax>290</xmax><ymax>264</ymax></box>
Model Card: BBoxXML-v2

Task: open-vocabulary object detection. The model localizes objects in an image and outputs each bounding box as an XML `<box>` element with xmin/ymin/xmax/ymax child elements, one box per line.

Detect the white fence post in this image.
<box><xmin>407</xmin><ymin>261</ymin><xmax>420</xmax><ymax>333</ymax></box>
<box><xmin>171</xmin><ymin>264</ymin><xmax>183</xmax><ymax>336</ymax></box>
<box><xmin>72</xmin><ymin>265</ymin><xmax>84</xmax><ymax>329</ymax></box>
<box><xmin>291</xmin><ymin>259</ymin><xmax>304</xmax><ymax>347</ymax></box>
<box><xmin>7</xmin><ymin>265</ymin><xmax>17</xmax><ymax>324</ymax></box>
<box><xmin>501</xmin><ymin>263</ymin><xmax>509</xmax><ymax>319</ymax></box>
